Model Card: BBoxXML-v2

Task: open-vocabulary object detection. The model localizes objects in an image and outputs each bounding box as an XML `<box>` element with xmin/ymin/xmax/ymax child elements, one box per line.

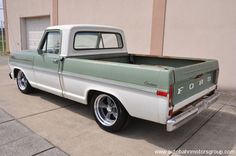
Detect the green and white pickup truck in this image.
<box><xmin>9</xmin><ymin>25</ymin><xmax>219</xmax><ymax>132</ymax></box>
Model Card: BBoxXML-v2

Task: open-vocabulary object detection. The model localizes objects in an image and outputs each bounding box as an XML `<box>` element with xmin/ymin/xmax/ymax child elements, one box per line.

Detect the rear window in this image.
<box><xmin>74</xmin><ymin>32</ymin><xmax>123</xmax><ymax>50</ymax></box>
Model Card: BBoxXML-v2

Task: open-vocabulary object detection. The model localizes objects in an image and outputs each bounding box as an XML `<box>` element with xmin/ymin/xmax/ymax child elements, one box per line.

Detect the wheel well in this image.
<box><xmin>86</xmin><ymin>90</ymin><xmax>129</xmax><ymax>115</ymax></box>
<box><xmin>13</xmin><ymin>68</ymin><xmax>20</xmax><ymax>78</ymax></box>
<box><xmin>87</xmin><ymin>90</ymin><xmax>100</xmax><ymax>105</ymax></box>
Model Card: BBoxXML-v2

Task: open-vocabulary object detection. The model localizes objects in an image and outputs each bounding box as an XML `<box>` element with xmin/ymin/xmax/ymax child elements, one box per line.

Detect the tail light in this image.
<box><xmin>156</xmin><ymin>85</ymin><xmax>173</xmax><ymax>103</ymax></box>
<box><xmin>156</xmin><ymin>85</ymin><xmax>174</xmax><ymax>116</ymax></box>
<box><xmin>156</xmin><ymin>91</ymin><xmax>168</xmax><ymax>97</ymax></box>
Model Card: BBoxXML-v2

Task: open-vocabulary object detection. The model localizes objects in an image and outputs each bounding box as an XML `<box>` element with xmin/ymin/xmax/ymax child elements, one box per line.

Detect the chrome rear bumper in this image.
<box><xmin>166</xmin><ymin>92</ymin><xmax>220</xmax><ymax>132</ymax></box>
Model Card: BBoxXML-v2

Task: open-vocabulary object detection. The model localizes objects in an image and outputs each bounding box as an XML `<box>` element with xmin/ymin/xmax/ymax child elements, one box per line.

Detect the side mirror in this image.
<box><xmin>37</xmin><ymin>49</ymin><xmax>43</xmax><ymax>55</ymax></box>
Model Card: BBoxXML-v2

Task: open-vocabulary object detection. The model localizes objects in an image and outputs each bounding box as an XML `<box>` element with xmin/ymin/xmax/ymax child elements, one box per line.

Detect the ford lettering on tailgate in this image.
<box><xmin>173</xmin><ymin>72</ymin><xmax>215</xmax><ymax>105</ymax></box>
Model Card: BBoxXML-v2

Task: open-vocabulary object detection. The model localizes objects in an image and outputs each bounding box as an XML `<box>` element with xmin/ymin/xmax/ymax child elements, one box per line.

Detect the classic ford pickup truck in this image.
<box><xmin>9</xmin><ymin>25</ymin><xmax>219</xmax><ymax>132</ymax></box>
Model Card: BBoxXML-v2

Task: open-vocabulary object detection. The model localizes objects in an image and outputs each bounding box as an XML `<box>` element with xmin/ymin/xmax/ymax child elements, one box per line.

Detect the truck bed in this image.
<box><xmin>67</xmin><ymin>53</ymin><xmax>218</xmax><ymax>107</ymax></box>
<box><xmin>77</xmin><ymin>53</ymin><xmax>204</xmax><ymax>68</ymax></box>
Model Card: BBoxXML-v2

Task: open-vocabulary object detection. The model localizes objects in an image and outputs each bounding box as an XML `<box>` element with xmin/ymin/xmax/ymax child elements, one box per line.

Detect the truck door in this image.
<box><xmin>34</xmin><ymin>30</ymin><xmax>62</xmax><ymax>96</ymax></box>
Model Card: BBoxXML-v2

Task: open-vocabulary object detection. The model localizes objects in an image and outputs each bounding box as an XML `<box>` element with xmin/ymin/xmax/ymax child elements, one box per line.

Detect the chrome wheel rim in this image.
<box><xmin>94</xmin><ymin>94</ymin><xmax>118</xmax><ymax>126</ymax></box>
<box><xmin>17</xmin><ymin>71</ymin><xmax>27</xmax><ymax>90</ymax></box>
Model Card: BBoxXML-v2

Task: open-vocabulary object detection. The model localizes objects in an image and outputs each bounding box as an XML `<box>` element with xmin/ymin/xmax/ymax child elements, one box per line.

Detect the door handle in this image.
<box><xmin>52</xmin><ymin>59</ymin><xmax>59</xmax><ymax>64</ymax></box>
<box><xmin>52</xmin><ymin>57</ymin><xmax>64</xmax><ymax>64</ymax></box>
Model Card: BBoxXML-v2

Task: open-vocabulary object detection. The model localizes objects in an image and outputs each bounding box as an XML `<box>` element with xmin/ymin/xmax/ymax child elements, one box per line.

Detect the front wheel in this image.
<box><xmin>91</xmin><ymin>93</ymin><xmax>128</xmax><ymax>132</ymax></box>
<box><xmin>16</xmin><ymin>70</ymin><xmax>33</xmax><ymax>94</ymax></box>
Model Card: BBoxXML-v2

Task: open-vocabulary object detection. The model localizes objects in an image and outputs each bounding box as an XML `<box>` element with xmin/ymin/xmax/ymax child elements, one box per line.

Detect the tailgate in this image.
<box><xmin>172</xmin><ymin>59</ymin><xmax>219</xmax><ymax>107</ymax></box>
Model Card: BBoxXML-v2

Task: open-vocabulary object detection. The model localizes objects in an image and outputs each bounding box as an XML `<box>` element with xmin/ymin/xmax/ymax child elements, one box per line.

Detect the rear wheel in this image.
<box><xmin>91</xmin><ymin>93</ymin><xmax>128</xmax><ymax>132</ymax></box>
<box><xmin>16</xmin><ymin>70</ymin><xmax>33</xmax><ymax>94</ymax></box>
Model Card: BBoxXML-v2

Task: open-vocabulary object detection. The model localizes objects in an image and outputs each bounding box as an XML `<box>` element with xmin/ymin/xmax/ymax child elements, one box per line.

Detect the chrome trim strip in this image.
<box><xmin>167</xmin><ymin>92</ymin><xmax>220</xmax><ymax>132</ymax></box>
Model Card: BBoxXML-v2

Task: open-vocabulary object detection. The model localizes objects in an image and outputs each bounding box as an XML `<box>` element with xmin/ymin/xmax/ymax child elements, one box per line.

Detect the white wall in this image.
<box><xmin>163</xmin><ymin>0</ymin><xmax>236</xmax><ymax>90</ymax></box>
<box><xmin>58</xmin><ymin>0</ymin><xmax>154</xmax><ymax>54</ymax></box>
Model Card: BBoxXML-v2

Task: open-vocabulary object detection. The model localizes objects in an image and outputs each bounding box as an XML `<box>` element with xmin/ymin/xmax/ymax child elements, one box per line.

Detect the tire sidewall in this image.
<box><xmin>91</xmin><ymin>93</ymin><xmax>128</xmax><ymax>132</ymax></box>
<box><xmin>16</xmin><ymin>71</ymin><xmax>33</xmax><ymax>94</ymax></box>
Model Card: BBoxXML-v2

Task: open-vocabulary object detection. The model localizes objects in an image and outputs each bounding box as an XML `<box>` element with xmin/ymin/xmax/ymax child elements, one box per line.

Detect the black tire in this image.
<box><xmin>91</xmin><ymin>92</ymin><xmax>128</xmax><ymax>132</ymax></box>
<box><xmin>16</xmin><ymin>70</ymin><xmax>34</xmax><ymax>94</ymax></box>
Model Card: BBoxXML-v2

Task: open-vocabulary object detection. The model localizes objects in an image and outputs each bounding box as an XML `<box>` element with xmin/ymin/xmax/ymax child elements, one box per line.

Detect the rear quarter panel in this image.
<box><xmin>61</xmin><ymin>58</ymin><xmax>173</xmax><ymax>123</ymax></box>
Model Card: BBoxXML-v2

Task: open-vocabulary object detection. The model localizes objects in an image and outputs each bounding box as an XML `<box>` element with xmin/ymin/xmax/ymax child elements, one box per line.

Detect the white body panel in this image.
<box><xmin>9</xmin><ymin>63</ymin><xmax>37</xmax><ymax>88</ymax></box>
<box><xmin>34</xmin><ymin>68</ymin><xmax>62</xmax><ymax>96</ymax></box>
<box><xmin>62</xmin><ymin>73</ymin><xmax>169</xmax><ymax>124</ymax></box>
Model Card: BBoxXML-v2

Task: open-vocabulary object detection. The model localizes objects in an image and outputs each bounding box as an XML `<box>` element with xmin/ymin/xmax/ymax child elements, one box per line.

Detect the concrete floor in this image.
<box><xmin>0</xmin><ymin>56</ymin><xmax>235</xmax><ymax>156</ymax></box>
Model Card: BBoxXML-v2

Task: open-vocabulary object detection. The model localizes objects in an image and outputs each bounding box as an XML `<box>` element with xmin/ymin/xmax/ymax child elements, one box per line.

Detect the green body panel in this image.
<box><xmin>63</xmin><ymin>57</ymin><xmax>172</xmax><ymax>92</ymax></box>
<box><xmin>34</xmin><ymin>53</ymin><xmax>61</xmax><ymax>71</ymax></box>
<box><xmin>173</xmin><ymin>72</ymin><xmax>216</xmax><ymax>104</ymax></box>
<box><xmin>9</xmin><ymin>50</ymin><xmax>36</xmax><ymax>66</ymax></box>
<box><xmin>10</xmin><ymin>50</ymin><xmax>61</xmax><ymax>72</ymax></box>
<box><xmin>173</xmin><ymin>59</ymin><xmax>219</xmax><ymax>82</ymax></box>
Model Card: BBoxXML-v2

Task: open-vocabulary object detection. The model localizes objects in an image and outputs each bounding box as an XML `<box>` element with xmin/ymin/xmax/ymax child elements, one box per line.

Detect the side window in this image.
<box><xmin>73</xmin><ymin>32</ymin><xmax>123</xmax><ymax>50</ymax></box>
<box><xmin>41</xmin><ymin>31</ymin><xmax>61</xmax><ymax>54</ymax></box>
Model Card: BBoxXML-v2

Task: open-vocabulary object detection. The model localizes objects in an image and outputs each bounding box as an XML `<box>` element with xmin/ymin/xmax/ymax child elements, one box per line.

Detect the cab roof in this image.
<box><xmin>47</xmin><ymin>24</ymin><xmax>123</xmax><ymax>32</ymax></box>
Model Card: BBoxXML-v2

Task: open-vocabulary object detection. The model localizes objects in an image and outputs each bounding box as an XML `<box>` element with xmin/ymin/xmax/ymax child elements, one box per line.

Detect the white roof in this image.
<box><xmin>47</xmin><ymin>24</ymin><xmax>122</xmax><ymax>32</ymax></box>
